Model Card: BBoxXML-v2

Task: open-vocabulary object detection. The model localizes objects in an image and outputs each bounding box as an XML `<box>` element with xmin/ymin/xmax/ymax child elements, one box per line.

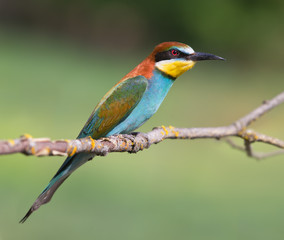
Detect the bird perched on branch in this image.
<box><xmin>20</xmin><ymin>41</ymin><xmax>224</xmax><ymax>222</ymax></box>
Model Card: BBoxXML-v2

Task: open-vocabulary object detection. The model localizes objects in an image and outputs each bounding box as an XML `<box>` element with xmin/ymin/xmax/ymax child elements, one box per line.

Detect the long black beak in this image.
<box><xmin>188</xmin><ymin>52</ymin><xmax>225</xmax><ymax>61</ymax></box>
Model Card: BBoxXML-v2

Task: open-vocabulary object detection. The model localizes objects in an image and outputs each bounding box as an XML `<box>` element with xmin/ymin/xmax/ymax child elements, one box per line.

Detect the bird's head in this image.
<box><xmin>153</xmin><ymin>42</ymin><xmax>224</xmax><ymax>78</ymax></box>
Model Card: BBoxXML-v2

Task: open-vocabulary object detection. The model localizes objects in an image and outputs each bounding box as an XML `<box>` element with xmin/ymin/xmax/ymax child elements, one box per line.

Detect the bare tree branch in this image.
<box><xmin>0</xmin><ymin>91</ymin><xmax>283</xmax><ymax>160</ymax></box>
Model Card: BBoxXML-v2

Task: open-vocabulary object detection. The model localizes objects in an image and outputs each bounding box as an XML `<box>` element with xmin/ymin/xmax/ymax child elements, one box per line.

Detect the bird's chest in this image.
<box><xmin>107</xmin><ymin>71</ymin><xmax>174</xmax><ymax>135</ymax></box>
<box><xmin>140</xmin><ymin>73</ymin><xmax>174</xmax><ymax>117</ymax></box>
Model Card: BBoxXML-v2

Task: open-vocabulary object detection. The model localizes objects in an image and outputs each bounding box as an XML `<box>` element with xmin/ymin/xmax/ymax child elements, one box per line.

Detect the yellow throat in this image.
<box><xmin>155</xmin><ymin>59</ymin><xmax>196</xmax><ymax>78</ymax></box>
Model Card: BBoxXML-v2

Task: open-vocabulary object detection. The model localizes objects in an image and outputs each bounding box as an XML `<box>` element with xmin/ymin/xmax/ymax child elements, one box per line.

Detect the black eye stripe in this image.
<box><xmin>155</xmin><ymin>49</ymin><xmax>189</xmax><ymax>62</ymax></box>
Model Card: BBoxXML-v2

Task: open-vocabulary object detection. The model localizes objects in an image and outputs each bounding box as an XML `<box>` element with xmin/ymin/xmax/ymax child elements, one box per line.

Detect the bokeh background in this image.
<box><xmin>0</xmin><ymin>0</ymin><xmax>284</xmax><ymax>239</ymax></box>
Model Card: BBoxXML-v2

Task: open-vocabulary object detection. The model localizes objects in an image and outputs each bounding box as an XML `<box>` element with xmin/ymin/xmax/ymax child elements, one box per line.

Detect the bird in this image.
<box><xmin>20</xmin><ymin>41</ymin><xmax>224</xmax><ymax>223</ymax></box>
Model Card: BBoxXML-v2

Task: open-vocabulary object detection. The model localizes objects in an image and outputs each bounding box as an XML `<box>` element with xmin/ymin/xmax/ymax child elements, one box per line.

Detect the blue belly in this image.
<box><xmin>107</xmin><ymin>69</ymin><xmax>174</xmax><ymax>136</ymax></box>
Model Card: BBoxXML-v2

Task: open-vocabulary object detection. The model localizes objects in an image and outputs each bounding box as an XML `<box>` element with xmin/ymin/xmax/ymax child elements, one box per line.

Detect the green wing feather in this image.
<box><xmin>78</xmin><ymin>76</ymin><xmax>148</xmax><ymax>139</ymax></box>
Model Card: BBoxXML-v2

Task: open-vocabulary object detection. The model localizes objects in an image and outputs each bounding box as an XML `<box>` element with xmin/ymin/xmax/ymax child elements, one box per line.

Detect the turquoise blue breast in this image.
<box><xmin>107</xmin><ymin>69</ymin><xmax>174</xmax><ymax>136</ymax></box>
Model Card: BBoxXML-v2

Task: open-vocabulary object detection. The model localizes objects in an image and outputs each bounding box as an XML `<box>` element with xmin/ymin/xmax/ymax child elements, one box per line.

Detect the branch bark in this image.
<box><xmin>1</xmin><ymin>91</ymin><xmax>284</xmax><ymax>160</ymax></box>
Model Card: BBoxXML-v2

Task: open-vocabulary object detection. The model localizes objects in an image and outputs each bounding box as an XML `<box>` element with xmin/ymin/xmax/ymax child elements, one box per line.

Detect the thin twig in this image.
<box><xmin>224</xmin><ymin>138</ymin><xmax>284</xmax><ymax>160</ymax></box>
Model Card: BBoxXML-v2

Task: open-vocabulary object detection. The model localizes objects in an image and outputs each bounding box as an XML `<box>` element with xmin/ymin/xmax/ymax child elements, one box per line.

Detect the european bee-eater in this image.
<box><xmin>20</xmin><ymin>41</ymin><xmax>224</xmax><ymax>223</ymax></box>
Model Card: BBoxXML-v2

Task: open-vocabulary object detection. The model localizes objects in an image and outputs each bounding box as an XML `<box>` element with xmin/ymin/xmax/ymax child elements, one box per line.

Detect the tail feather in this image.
<box><xmin>19</xmin><ymin>174</ymin><xmax>70</xmax><ymax>223</ymax></box>
<box><xmin>20</xmin><ymin>152</ymin><xmax>94</xmax><ymax>223</ymax></box>
<box><xmin>19</xmin><ymin>208</ymin><xmax>32</xmax><ymax>223</ymax></box>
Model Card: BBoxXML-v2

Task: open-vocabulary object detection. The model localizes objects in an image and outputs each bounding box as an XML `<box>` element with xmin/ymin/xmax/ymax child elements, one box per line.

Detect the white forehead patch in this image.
<box><xmin>177</xmin><ymin>46</ymin><xmax>195</xmax><ymax>55</ymax></box>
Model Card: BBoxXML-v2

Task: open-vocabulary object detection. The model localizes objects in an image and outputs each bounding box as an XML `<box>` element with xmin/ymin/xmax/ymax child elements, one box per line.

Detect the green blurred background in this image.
<box><xmin>0</xmin><ymin>0</ymin><xmax>284</xmax><ymax>239</ymax></box>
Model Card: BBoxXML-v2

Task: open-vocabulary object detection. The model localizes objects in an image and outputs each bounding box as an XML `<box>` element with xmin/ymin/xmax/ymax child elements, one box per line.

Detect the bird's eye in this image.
<box><xmin>171</xmin><ymin>49</ymin><xmax>179</xmax><ymax>56</ymax></box>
